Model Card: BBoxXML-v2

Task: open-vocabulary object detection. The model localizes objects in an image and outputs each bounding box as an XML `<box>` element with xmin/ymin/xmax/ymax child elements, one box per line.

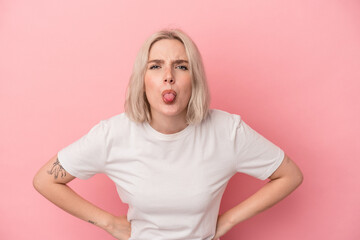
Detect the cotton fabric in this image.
<box><xmin>58</xmin><ymin>109</ymin><xmax>284</xmax><ymax>240</ymax></box>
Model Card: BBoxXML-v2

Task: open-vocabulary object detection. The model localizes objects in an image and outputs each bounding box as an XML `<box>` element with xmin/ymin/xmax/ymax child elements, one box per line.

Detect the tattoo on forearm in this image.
<box><xmin>88</xmin><ymin>220</ymin><xmax>96</xmax><ymax>225</ymax></box>
<box><xmin>47</xmin><ymin>158</ymin><xmax>67</xmax><ymax>179</ymax></box>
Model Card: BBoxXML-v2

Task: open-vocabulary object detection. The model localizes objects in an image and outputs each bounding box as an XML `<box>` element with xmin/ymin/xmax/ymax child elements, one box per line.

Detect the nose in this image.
<box><xmin>163</xmin><ymin>67</ymin><xmax>175</xmax><ymax>84</ymax></box>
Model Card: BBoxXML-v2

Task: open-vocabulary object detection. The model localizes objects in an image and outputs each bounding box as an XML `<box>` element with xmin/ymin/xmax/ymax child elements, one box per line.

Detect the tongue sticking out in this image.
<box><xmin>163</xmin><ymin>93</ymin><xmax>176</xmax><ymax>103</ymax></box>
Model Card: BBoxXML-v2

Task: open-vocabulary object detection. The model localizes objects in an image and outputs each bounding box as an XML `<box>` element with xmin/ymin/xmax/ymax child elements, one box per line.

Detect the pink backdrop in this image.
<box><xmin>1</xmin><ymin>0</ymin><xmax>359</xmax><ymax>239</ymax></box>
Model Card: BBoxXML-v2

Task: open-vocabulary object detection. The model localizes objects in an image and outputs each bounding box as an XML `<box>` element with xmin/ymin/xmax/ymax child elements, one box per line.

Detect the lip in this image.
<box><xmin>162</xmin><ymin>89</ymin><xmax>177</xmax><ymax>104</ymax></box>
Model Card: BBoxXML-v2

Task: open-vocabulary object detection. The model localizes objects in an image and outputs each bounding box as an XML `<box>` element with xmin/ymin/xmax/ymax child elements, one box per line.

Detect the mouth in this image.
<box><xmin>162</xmin><ymin>89</ymin><xmax>177</xmax><ymax>104</ymax></box>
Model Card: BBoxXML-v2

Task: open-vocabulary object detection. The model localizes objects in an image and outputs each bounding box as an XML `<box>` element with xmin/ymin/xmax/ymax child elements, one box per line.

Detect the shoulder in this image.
<box><xmin>104</xmin><ymin>112</ymin><xmax>131</xmax><ymax>125</ymax></box>
<box><xmin>102</xmin><ymin>112</ymin><xmax>139</xmax><ymax>127</ymax></box>
<box><xmin>206</xmin><ymin>109</ymin><xmax>242</xmax><ymax>126</ymax></box>
<box><xmin>201</xmin><ymin>109</ymin><xmax>243</xmax><ymax>139</ymax></box>
<box><xmin>99</xmin><ymin>112</ymin><xmax>140</xmax><ymax>137</ymax></box>
<box><xmin>93</xmin><ymin>113</ymin><xmax>135</xmax><ymax>135</ymax></box>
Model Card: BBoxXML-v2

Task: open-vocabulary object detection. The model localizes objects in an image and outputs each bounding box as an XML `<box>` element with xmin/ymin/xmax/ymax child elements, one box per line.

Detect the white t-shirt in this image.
<box><xmin>58</xmin><ymin>109</ymin><xmax>284</xmax><ymax>240</ymax></box>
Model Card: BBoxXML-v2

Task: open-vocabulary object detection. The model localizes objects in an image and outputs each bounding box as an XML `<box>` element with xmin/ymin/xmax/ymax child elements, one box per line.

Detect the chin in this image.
<box><xmin>162</xmin><ymin>109</ymin><xmax>184</xmax><ymax>117</ymax></box>
<box><xmin>160</xmin><ymin>106</ymin><xmax>187</xmax><ymax>117</ymax></box>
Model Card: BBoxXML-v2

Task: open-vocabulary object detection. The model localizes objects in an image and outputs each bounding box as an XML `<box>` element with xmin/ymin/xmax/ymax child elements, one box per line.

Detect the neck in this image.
<box><xmin>149</xmin><ymin>112</ymin><xmax>188</xmax><ymax>134</ymax></box>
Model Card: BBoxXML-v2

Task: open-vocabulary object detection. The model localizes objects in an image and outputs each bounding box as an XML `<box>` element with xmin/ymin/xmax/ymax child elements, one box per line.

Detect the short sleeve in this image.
<box><xmin>57</xmin><ymin>120</ymin><xmax>109</xmax><ymax>180</ymax></box>
<box><xmin>234</xmin><ymin>117</ymin><xmax>284</xmax><ymax>180</ymax></box>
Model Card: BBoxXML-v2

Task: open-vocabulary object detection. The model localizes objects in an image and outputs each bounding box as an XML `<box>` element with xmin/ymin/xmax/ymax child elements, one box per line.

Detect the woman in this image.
<box><xmin>33</xmin><ymin>29</ymin><xmax>303</xmax><ymax>240</ymax></box>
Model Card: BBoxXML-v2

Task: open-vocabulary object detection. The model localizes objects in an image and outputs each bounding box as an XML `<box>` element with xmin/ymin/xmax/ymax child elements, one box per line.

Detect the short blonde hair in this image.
<box><xmin>125</xmin><ymin>29</ymin><xmax>210</xmax><ymax>124</ymax></box>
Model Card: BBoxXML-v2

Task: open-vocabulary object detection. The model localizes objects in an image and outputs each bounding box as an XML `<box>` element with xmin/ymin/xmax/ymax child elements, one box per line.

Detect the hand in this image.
<box><xmin>212</xmin><ymin>214</ymin><xmax>233</xmax><ymax>240</ymax></box>
<box><xmin>106</xmin><ymin>215</ymin><xmax>131</xmax><ymax>240</ymax></box>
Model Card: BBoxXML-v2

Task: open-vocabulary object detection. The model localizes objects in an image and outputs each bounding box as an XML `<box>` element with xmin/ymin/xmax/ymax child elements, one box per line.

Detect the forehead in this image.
<box><xmin>148</xmin><ymin>39</ymin><xmax>188</xmax><ymax>60</ymax></box>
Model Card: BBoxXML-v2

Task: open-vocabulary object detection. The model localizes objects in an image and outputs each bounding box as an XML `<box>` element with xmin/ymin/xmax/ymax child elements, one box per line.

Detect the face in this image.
<box><xmin>144</xmin><ymin>39</ymin><xmax>192</xmax><ymax>122</ymax></box>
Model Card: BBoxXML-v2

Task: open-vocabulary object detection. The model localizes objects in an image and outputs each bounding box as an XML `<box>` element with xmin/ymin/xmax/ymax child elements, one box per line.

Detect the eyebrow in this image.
<box><xmin>147</xmin><ymin>59</ymin><xmax>189</xmax><ymax>64</ymax></box>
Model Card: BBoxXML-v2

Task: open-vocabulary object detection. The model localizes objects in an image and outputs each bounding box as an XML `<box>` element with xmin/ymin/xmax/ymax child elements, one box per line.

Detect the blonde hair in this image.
<box><xmin>125</xmin><ymin>29</ymin><xmax>210</xmax><ymax>124</ymax></box>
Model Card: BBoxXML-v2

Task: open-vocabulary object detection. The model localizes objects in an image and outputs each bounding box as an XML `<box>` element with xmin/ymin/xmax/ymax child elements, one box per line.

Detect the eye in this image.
<box><xmin>149</xmin><ymin>65</ymin><xmax>160</xmax><ymax>70</ymax></box>
<box><xmin>176</xmin><ymin>65</ymin><xmax>188</xmax><ymax>70</ymax></box>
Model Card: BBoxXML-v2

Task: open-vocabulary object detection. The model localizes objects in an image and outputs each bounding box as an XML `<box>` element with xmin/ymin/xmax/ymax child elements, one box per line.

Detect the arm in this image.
<box><xmin>212</xmin><ymin>154</ymin><xmax>303</xmax><ymax>239</ymax></box>
<box><xmin>33</xmin><ymin>154</ymin><xmax>131</xmax><ymax>239</ymax></box>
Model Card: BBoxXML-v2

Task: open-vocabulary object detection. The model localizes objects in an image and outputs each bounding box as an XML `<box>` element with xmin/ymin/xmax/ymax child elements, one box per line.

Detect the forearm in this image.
<box><xmin>34</xmin><ymin>181</ymin><xmax>115</xmax><ymax>231</ymax></box>
<box><xmin>224</xmin><ymin>174</ymin><xmax>302</xmax><ymax>226</ymax></box>
<box><xmin>34</xmin><ymin>155</ymin><xmax>131</xmax><ymax>239</ymax></box>
<box><xmin>213</xmin><ymin>156</ymin><xmax>303</xmax><ymax>240</ymax></box>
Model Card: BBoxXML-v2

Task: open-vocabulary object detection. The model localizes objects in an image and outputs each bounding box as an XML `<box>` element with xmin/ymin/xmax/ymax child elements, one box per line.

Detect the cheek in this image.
<box><xmin>184</xmin><ymin>78</ymin><xmax>192</xmax><ymax>98</ymax></box>
<box><xmin>144</xmin><ymin>74</ymin><xmax>153</xmax><ymax>92</ymax></box>
<box><xmin>144</xmin><ymin>74</ymin><xmax>158</xmax><ymax>100</ymax></box>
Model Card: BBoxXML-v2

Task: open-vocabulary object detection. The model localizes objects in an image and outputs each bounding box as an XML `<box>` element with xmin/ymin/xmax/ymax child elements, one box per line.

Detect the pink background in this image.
<box><xmin>1</xmin><ymin>0</ymin><xmax>359</xmax><ymax>239</ymax></box>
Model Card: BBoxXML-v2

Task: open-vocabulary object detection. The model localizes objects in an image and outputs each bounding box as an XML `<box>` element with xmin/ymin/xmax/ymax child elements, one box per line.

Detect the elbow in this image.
<box><xmin>32</xmin><ymin>172</ymin><xmax>42</xmax><ymax>193</ymax></box>
<box><xmin>288</xmin><ymin>155</ymin><xmax>304</xmax><ymax>188</ymax></box>
<box><xmin>294</xmin><ymin>170</ymin><xmax>304</xmax><ymax>188</ymax></box>
<box><xmin>33</xmin><ymin>171</ymin><xmax>49</xmax><ymax>194</ymax></box>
